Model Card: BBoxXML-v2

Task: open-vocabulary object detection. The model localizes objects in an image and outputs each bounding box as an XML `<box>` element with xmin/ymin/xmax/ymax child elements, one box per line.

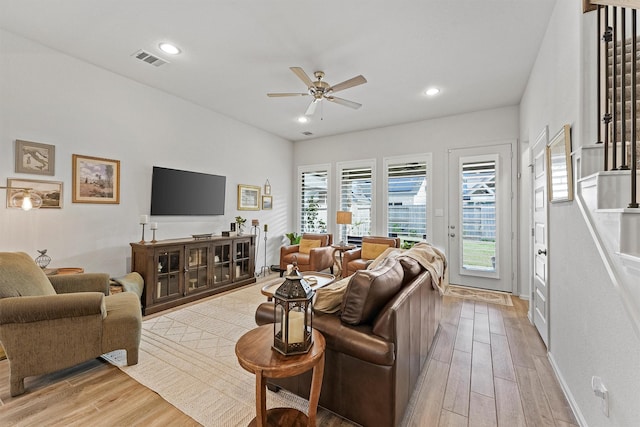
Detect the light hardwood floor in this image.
<box><xmin>0</xmin><ymin>295</ymin><xmax>578</xmax><ymax>426</ymax></box>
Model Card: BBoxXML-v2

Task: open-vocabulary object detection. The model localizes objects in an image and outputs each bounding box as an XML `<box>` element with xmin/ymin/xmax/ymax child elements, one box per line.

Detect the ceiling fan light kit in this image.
<box><xmin>268</xmin><ymin>67</ymin><xmax>367</xmax><ymax>117</ymax></box>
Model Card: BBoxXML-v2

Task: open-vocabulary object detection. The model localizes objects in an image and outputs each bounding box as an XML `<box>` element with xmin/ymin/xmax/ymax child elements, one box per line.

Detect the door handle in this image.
<box><xmin>538</xmin><ymin>249</ymin><xmax>547</xmax><ymax>255</ymax></box>
<box><xmin>449</xmin><ymin>233</ymin><xmax>456</xmax><ymax>237</ymax></box>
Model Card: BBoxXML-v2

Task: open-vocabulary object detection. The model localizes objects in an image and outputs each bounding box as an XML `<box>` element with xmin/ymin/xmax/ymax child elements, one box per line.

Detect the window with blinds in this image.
<box><xmin>338</xmin><ymin>162</ymin><xmax>374</xmax><ymax>242</ymax></box>
<box><xmin>385</xmin><ymin>158</ymin><xmax>428</xmax><ymax>244</ymax></box>
<box><xmin>299</xmin><ymin>167</ymin><xmax>328</xmax><ymax>233</ymax></box>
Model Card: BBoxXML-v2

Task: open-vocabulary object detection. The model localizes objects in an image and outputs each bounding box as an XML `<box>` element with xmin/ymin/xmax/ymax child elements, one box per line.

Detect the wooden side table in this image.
<box><xmin>330</xmin><ymin>244</ymin><xmax>355</xmax><ymax>277</ymax></box>
<box><xmin>235</xmin><ymin>324</ymin><xmax>326</xmax><ymax>427</ymax></box>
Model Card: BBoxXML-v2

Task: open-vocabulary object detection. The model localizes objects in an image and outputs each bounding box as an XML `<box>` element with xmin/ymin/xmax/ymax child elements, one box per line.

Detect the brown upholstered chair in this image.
<box><xmin>0</xmin><ymin>252</ymin><xmax>142</xmax><ymax>396</ymax></box>
<box><xmin>341</xmin><ymin>236</ymin><xmax>401</xmax><ymax>278</ymax></box>
<box><xmin>279</xmin><ymin>233</ymin><xmax>335</xmax><ymax>276</ymax></box>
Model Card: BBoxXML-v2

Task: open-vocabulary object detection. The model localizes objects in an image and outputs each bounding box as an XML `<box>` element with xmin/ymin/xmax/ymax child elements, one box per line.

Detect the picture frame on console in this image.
<box><xmin>15</xmin><ymin>140</ymin><xmax>55</xmax><ymax>176</ymax></box>
<box><xmin>6</xmin><ymin>178</ymin><xmax>63</xmax><ymax>209</ymax></box>
<box><xmin>72</xmin><ymin>154</ymin><xmax>120</xmax><ymax>204</ymax></box>
<box><xmin>237</xmin><ymin>184</ymin><xmax>260</xmax><ymax>210</ymax></box>
<box><xmin>262</xmin><ymin>195</ymin><xmax>272</xmax><ymax>210</ymax></box>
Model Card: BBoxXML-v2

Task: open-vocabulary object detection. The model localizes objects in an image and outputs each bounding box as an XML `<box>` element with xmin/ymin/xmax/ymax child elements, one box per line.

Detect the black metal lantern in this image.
<box><xmin>272</xmin><ymin>267</ymin><xmax>314</xmax><ymax>355</ymax></box>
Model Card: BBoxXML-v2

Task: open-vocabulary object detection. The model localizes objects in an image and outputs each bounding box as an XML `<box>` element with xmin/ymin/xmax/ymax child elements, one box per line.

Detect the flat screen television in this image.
<box><xmin>150</xmin><ymin>166</ymin><xmax>226</xmax><ymax>215</ymax></box>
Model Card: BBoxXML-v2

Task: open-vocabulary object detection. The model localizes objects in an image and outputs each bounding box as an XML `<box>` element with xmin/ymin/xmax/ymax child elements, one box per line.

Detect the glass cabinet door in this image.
<box><xmin>186</xmin><ymin>244</ymin><xmax>211</xmax><ymax>293</ymax></box>
<box><xmin>234</xmin><ymin>239</ymin><xmax>252</xmax><ymax>280</ymax></box>
<box><xmin>155</xmin><ymin>247</ymin><xmax>183</xmax><ymax>301</ymax></box>
<box><xmin>212</xmin><ymin>241</ymin><xmax>232</xmax><ymax>287</ymax></box>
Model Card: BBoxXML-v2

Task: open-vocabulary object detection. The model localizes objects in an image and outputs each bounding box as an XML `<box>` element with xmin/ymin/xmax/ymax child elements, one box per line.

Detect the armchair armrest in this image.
<box><xmin>49</xmin><ymin>273</ymin><xmax>110</xmax><ymax>295</ymax></box>
<box><xmin>0</xmin><ymin>292</ymin><xmax>106</xmax><ymax>324</ymax></box>
<box><xmin>309</xmin><ymin>245</ymin><xmax>335</xmax><ymax>271</ymax></box>
<box><xmin>342</xmin><ymin>248</ymin><xmax>363</xmax><ymax>264</ymax></box>
<box><xmin>280</xmin><ymin>245</ymin><xmax>300</xmax><ymax>256</ymax></box>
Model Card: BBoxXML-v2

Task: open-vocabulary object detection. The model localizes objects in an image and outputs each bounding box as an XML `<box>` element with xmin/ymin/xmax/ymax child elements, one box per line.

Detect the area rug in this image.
<box><xmin>445</xmin><ymin>284</ymin><xmax>513</xmax><ymax>306</ymax></box>
<box><xmin>102</xmin><ymin>280</ymin><xmax>329</xmax><ymax>426</ymax></box>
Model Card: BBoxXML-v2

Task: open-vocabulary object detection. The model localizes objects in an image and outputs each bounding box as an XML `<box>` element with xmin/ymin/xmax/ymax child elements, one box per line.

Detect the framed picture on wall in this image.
<box><xmin>237</xmin><ymin>184</ymin><xmax>261</xmax><ymax>210</ymax></box>
<box><xmin>15</xmin><ymin>140</ymin><xmax>55</xmax><ymax>176</ymax></box>
<box><xmin>262</xmin><ymin>195</ymin><xmax>273</xmax><ymax>210</ymax></box>
<box><xmin>72</xmin><ymin>154</ymin><xmax>120</xmax><ymax>204</ymax></box>
<box><xmin>6</xmin><ymin>178</ymin><xmax>63</xmax><ymax>209</ymax></box>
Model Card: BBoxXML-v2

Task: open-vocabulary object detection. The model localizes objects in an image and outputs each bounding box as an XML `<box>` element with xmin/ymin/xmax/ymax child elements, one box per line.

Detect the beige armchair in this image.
<box><xmin>342</xmin><ymin>236</ymin><xmax>401</xmax><ymax>277</ymax></box>
<box><xmin>279</xmin><ymin>233</ymin><xmax>335</xmax><ymax>276</ymax></box>
<box><xmin>0</xmin><ymin>252</ymin><xmax>141</xmax><ymax>396</ymax></box>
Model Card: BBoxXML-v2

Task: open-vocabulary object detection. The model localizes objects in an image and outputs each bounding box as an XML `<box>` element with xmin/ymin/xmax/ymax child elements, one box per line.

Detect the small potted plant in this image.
<box><xmin>235</xmin><ymin>215</ymin><xmax>247</xmax><ymax>235</ymax></box>
<box><xmin>285</xmin><ymin>232</ymin><xmax>301</xmax><ymax>245</ymax></box>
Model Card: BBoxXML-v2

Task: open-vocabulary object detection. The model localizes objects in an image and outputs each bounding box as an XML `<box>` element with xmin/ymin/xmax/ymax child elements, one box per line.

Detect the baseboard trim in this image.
<box><xmin>548</xmin><ymin>351</ymin><xmax>588</xmax><ymax>427</ymax></box>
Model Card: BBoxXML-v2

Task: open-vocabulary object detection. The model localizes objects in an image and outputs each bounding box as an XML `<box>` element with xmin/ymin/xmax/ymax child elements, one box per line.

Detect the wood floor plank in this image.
<box><xmin>494</xmin><ymin>377</ymin><xmax>526</xmax><ymax>427</ymax></box>
<box><xmin>471</xmin><ymin>341</ymin><xmax>494</xmax><ymax>398</ymax></box>
<box><xmin>487</xmin><ymin>304</ymin><xmax>506</xmax><ymax>335</ymax></box>
<box><xmin>408</xmin><ymin>359</ymin><xmax>451</xmax><ymax>426</ymax></box>
<box><xmin>432</xmin><ymin>321</ymin><xmax>457</xmax><ymax>363</ymax></box>
<box><xmin>474</xmin><ymin>302</ymin><xmax>488</xmax><ymax>314</ymax></box>
<box><xmin>504</xmin><ymin>324</ymin><xmax>535</xmax><ymax>369</ymax></box>
<box><xmin>454</xmin><ymin>317</ymin><xmax>474</xmax><ymax>353</ymax></box>
<box><xmin>443</xmin><ymin>350</ymin><xmax>472</xmax><ymax>416</ymax></box>
<box><xmin>443</xmin><ymin>296</ymin><xmax>463</xmax><ymax>326</ymax></box>
<box><xmin>490</xmin><ymin>332</ymin><xmax>516</xmax><ymax>382</ymax></box>
<box><xmin>515</xmin><ymin>365</ymin><xmax>555</xmax><ymax>427</ymax></box>
<box><xmin>439</xmin><ymin>409</ymin><xmax>468</xmax><ymax>427</ymax></box>
<box><xmin>461</xmin><ymin>300</ymin><xmax>476</xmax><ymax>319</ymax></box>
<box><xmin>533</xmin><ymin>355</ymin><xmax>579</xmax><ymax>425</ymax></box>
<box><xmin>468</xmin><ymin>391</ymin><xmax>497</xmax><ymax>427</ymax></box>
<box><xmin>473</xmin><ymin>313</ymin><xmax>491</xmax><ymax>344</ymax></box>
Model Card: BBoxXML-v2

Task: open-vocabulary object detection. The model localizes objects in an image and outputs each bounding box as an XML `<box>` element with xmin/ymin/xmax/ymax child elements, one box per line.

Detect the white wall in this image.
<box><xmin>294</xmin><ymin>105</ymin><xmax>522</xmax><ymax>292</ymax></box>
<box><xmin>519</xmin><ymin>1</ymin><xmax>640</xmax><ymax>426</ymax></box>
<box><xmin>0</xmin><ymin>30</ymin><xmax>293</xmax><ymax>275</ymax></box>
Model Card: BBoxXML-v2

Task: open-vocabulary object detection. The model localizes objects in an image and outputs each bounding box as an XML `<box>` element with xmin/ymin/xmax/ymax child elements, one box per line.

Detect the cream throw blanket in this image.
<box><xmin>367</xmin><ymin>243</ymin><xmax>447</xmax><ymax>295</ymax></box>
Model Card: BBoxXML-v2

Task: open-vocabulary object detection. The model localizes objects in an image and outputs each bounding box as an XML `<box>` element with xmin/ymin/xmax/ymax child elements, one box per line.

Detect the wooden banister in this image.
<box><xmin>585</xmin><ymin>0</ymin><xmax>640</xmax><ymax>12</ymax></box>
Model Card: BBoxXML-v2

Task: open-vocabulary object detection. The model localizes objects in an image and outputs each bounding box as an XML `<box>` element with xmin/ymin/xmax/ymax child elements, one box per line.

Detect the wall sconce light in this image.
<box><xmin>0</xmin><ymin>186</ymin><xmax>43</xmax><ymax>211</ymax></box>
<box><xmin>264</xmin><ymin>179</ymin><xmax>271</xmax><ymax>195</ymax></box>
<box><xmin>336</xmin><ymin>211</ymin><xmax>353</xmax><ymax>246</ymax></box>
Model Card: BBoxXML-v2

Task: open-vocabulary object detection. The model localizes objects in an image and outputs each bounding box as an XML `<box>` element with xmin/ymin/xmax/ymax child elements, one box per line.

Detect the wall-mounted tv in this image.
<box><xmin>150</xmin><ymin>166</ymin><xmax>226</xmax><ymax>216</ymax></box>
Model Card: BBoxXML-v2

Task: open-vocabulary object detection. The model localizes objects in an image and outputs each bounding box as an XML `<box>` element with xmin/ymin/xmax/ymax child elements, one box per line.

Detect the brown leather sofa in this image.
<box><xmin>279</xmin><ymin>233</ymin><xmax>334</xmax><ymax>276</ymax></box>
<box><xmin>256</xmin><ymin>254</ymin><xmax>442</xmax><ymax>427</ymax></box>
<box><xmin>342</xmin><ymin>236</ymin><xmax>400</xmax><ymax>277</ymax></box>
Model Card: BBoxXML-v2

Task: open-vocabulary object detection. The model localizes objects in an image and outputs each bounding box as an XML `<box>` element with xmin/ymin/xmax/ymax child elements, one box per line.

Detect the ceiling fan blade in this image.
<box><xmin>329</xmin><ymin>75</ymin><xmax>367</xmax><ymax>93</ymax></box>
<box><xmin>267</xmin><ymin>92</ymin><xmax>308</xmax><ymax>97</ymax></box>
<box><xmin>290</xmin><ymin>67</ymin><xmax>314</xmax><ymax>88</ymax></box>
<box><xmin>305</xmin><ymin>99</ymin><xmax>319</xmax><ymax>116</ymax></box>
<box><xmin>326</xmin><ymin>96</ymin><xmax>362</xmax><ymax>109</ymax></box>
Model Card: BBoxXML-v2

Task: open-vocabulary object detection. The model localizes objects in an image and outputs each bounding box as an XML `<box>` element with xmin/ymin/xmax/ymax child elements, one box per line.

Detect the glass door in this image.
<box><xmin>212</xmin><ymin>241</ymin><xmax>232</xmax><ymax>287</ymax></box>
<box><xmin>186</xmin><ymin>244</ymin><xmax>211</xmax><ymax>294</ymax></box>
<box><xmin>155</xmin><ymin>246</ymin><xmax>183</xmax><ymax>301</ymax></box>
<box><xmin>234</xmin><ymin>238</ymin><xmax>252</xmax><ymax>280</ymax></box>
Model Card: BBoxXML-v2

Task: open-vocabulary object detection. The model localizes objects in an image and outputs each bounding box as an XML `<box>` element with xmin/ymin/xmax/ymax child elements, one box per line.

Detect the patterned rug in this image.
<box><xmin>102</xmin><ymin>279</ymin><xmax>348</xmax><ymax>426</ymax></box>
<box><xmin>445</xmin><ymin>284</ymin><xmax>513</xmax><ymax>306</ymax></box>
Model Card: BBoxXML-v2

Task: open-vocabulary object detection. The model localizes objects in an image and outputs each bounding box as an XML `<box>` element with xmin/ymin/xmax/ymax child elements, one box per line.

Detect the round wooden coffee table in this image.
<box><xmin>260</xmin><ymin>272</ymin><xmax>335</xmax><ymax>301</ymax></box>
<box><xmin>235</xmin><ymin>324</ymin><xmax>326</xmax><ymax>427</ymax></box>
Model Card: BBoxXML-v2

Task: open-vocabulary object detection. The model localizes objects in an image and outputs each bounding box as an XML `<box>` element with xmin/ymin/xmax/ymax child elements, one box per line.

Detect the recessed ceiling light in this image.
<box><xmin>159</xmin><ymin>43</ymin><xmax>181</xmax><ymax>55</ymax></box>
<box><xmin>425</xmin><ymin>87</ymin><xmax>440</xmax><ymax>96</ymax></box>
<box><xmin>297</xmin><ymin>116</ymin><xmax>309</xmax><ymax>123</ymax></box>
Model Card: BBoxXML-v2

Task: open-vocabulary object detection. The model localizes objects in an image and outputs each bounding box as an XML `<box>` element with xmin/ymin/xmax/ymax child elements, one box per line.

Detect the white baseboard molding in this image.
<box><xmin>548</xmin><ymin>351</ymin><xmax>588</xmax><ymax>427</ymax></box>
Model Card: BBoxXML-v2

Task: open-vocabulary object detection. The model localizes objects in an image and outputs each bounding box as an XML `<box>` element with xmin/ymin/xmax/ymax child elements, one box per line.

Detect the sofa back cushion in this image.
<box><xmin>340</xmin><ymin>257</ymin><xmax>404</xmax><ymax>325</ymax></box>
<box><xmin>299</xmin><ymin>238</ymin><xmax>321</xmax><ymax>254</ymax></box>
<box><xmin>0</xmin><ymin>252</ymin><xmax>56</xmax><ymax>298</ymax></box>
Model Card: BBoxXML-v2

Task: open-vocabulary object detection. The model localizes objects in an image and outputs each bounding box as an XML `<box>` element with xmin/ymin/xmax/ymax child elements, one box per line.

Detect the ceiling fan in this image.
<box><xmin>267</xmin><ymin>67</ymin><xmax>367</xmax><ymax>116</ymax></box>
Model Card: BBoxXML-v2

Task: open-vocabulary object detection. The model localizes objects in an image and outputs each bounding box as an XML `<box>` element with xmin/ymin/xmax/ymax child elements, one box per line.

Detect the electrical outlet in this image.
<box><xmin>592</xmin><ymin>376</ymin><xmax>609</xmax><ymax>417</ymax></box>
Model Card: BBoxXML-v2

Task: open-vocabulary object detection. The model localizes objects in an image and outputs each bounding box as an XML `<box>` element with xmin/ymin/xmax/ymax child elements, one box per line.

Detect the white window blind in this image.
<box><xmin>386</xmin><ymin>159</ymin><xmax>428</xmax><ymax>243</ymax></box>
<box><xmin>338</xmin><ymin>163</ymin><xmax>373</xmax><ymax>242</ymax></box>
<box><xmin>299</xmin><ymin>168</ymin><xmax>328</xmax><ymax>233</ymax></box>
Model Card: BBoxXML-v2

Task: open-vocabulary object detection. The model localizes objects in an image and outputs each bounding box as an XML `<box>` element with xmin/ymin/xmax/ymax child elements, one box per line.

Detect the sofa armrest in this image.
<box><xmin>49</xmin><ymin>273</ymin><xmax>110</xmax><ymax>295</ymax></box>
<box><xmin>0</xmin><ymin>292</ymin><xmax>106</xmax><ymax>324</ymax></box>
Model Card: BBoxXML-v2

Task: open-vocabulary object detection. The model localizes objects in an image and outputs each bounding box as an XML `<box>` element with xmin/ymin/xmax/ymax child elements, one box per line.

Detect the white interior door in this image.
<box><xmin>447</xmin><ymin>144</ymin><xmax>513</xmax><ymax>292</ymax></box>
<box><xmin>531</xmin><ymin>129</ymin><xmax>549</xmax><ymax>347</ymax></box>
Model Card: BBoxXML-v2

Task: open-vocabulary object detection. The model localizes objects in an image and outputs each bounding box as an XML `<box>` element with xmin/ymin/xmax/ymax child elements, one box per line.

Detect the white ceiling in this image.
<box><xmin>0</xmin><ymin>0</ymin><xmax>557</xmax><ymax>142</ymax></box>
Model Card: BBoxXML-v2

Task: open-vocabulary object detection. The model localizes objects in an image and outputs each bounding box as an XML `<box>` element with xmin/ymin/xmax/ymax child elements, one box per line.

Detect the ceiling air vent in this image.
<box><xmin>131</xmin><ymin>49</ymin><xmax>169</xmax><ymax>67</ymax></box>
<box><xmin>302</xmin><ymin>131</ymin><xmax>313</xmax><ymax>136</ymax></box>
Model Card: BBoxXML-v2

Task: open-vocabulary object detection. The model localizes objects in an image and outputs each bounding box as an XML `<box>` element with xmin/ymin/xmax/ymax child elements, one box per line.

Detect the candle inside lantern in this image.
<box><xmin>139</xmin><ymin>215</ymin><xmax>149</xmax><ymax>224</ymax></box>
<box><xmin>288</xmin><ymin>310</ymin><xmax>305</xmax><ymax>344</ymax></box>
<box><xmin>150</xmin><ymin>222</ymin><xmax>158</xmax><ymax>230</ymax></box>
<box><xmin>264</xmin><ymin>224</ymin><xmax>268</xmax><ymax>232</ymax></box>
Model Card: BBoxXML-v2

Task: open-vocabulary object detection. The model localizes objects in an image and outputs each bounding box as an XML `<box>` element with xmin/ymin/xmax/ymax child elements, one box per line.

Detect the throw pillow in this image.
<box><xmin>313</xmin><ymin>277</ymin><xmax>350</xmax><ymax>314</ymax></box>
<box><xmin>299</xmin><ymin>238</ymin><xmax>321</xmax><ymax>254</ymax></box>
<box><xmin>361</xmin><ymin>242</ymin><xmax>391</xmax><ymax>260</ymax></box>
<box><xmin>340</xmin><ymin>257</ymin><xmax>404</xmax><ymax>325</ymax></box>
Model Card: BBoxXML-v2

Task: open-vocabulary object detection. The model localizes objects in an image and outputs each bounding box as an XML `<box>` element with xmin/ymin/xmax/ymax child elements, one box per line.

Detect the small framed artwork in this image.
<box><xmin>546</xmin><ymin>124</ymin><xmax>573</xmax><ymax>203</ymax></box>
<box><xmin>72</xmin><ymin>154</ymin><xmax>120</xmax><ymax>204</ymax></box>
<box><xmin>15</xmin><ymin>140</ymin><xmax>55</xmax><ymax>176</ymax></box>
<box><xmin>262</xmin><ymin>195</ymin><xmax>273</xmax><ymax>210</ymax></box>
<box><xmin>237</xmin><ymin>184</ymin><xmax>261</xmax><ymax>210</ymax></box>
<box><xmin>6</xmin><ymin>178</ymin><xmax>63</xmax><ymax>209</ymax></box>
